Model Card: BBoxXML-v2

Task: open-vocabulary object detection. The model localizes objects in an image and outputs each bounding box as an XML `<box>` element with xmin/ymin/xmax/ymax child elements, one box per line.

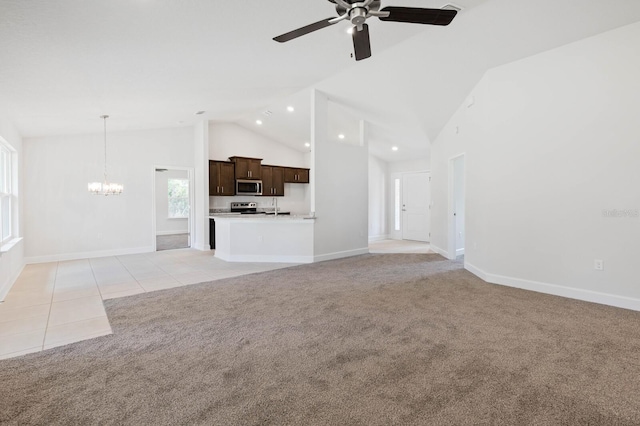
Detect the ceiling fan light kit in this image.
<box><xmin>273</xmin><ymin>0</ymin><xmax>458</xmax><ymax>61</ymax></box>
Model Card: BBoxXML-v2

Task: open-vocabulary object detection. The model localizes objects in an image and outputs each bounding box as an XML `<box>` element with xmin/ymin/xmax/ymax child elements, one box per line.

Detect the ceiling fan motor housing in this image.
<box><xmin>350</xmin><ymin>8</ymin><xmax>368</xmax><ymax>28</ymax></box>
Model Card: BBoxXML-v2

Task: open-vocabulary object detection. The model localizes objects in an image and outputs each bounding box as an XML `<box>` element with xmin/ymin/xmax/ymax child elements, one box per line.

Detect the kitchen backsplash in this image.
<box><xmin>209</xmin><ymin>184</ymin><xmax>310</xmax><ymax>215</ymax></box>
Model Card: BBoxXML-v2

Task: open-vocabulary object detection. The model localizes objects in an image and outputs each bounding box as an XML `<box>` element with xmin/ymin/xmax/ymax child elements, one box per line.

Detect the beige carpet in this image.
<box><xmin>1</xmin><ymin>254</ymin><xmax>640</xmax><ymax>425</ymax></box>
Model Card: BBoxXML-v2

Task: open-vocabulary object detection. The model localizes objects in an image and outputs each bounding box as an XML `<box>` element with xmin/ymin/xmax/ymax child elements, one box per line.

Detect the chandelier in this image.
<box><xmin>88</xmin><ymin>115</ymin><xmax>123</xmax><ymax>196</ymax></box>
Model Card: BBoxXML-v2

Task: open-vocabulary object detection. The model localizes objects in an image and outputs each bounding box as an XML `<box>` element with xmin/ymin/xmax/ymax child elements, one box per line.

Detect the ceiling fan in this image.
<box><xmin>273</xmin><ymin>0</ymin><xmax>458</xmax><ymax>61</ymax></box>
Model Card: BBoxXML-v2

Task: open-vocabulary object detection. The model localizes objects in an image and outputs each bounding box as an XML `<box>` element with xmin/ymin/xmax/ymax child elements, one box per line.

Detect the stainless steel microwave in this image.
<box><xmin>236</xmin><ymin>179</ymin><xmax>262</xmax><ymax>195</ymax></box>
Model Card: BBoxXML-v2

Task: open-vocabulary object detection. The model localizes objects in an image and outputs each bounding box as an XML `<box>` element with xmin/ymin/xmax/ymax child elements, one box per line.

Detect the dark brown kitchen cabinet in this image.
<box><xmin>260</xmin><ymin>165</ymin><xmax>285</xmax><ymax>196</ymax></box>
<box><xmin>284</xmin><ymin>167</ymin><xmax>309</xmax><ymax>183</ymax></box>
<box><xmin>209</xmin><ymin>161</ymin><xmax>235</xmax><ymax>196</ymax></box>
<box><xmin>229</xmin><ymin>156</ymin><xmax>262</xmax><ymax>180</ymax></box>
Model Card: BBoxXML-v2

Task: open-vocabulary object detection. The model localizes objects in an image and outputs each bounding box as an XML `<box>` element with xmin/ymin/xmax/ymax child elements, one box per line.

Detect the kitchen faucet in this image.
<box><xmin>273</xmin><ymin>197</ymin><xmax>278</xmax><ymax>216</ymax></box>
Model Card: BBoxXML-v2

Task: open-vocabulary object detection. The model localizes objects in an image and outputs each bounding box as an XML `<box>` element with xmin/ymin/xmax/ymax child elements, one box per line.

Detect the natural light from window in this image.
<box><xmin>168</xmin><ymin>178</ymin><xmax>189</xmax><ymax>219</ymax></box>
<box><xmin>0</xmin><ymin>140</ymin><xmax>13</xmax><ymax>243</ymax></box>
<box><xmin>394</xmin><ymin>178</ymin><xmax>400</xmax><ymax>231</ymax></box>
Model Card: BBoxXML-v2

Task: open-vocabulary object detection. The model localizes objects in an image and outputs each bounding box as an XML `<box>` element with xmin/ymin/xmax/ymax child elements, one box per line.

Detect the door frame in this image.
<box><xmin>152</xmin><ymin>165</ymin><xmax>195</xmax><ymax>251</ymax></box>
<box><xmin>448</xmin><ymin>154</ymin><xmax>465</xmax><ymax>260</ymax></box>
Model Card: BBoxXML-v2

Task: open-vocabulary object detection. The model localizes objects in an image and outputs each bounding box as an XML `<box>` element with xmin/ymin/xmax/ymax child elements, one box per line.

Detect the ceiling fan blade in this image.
<box><xmin>379</xmin><ymin>7</ymin><xmax>457</xmax><ymax>26</ymax></box>
<box><xmin>273</xmin><ymin>18</ymin><xmax>336</xmax><ymax>43</ymax></box>
<box><xmin>352</xmin><ymin>24</ymin><xmax>371</xmax><ymax>61</ymax></box>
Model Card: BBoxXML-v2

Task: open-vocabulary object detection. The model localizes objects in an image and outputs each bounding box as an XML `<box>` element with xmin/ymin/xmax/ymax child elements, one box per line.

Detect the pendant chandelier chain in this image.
<box><xmin>88</xmin><ymin>114</ymin><xmax>123</xmax><ymax>195</ymax></box>
<box><xmin>102</xmin><ymin>115</ymin><xmax>108</xmax><ymax>182</ymax></box>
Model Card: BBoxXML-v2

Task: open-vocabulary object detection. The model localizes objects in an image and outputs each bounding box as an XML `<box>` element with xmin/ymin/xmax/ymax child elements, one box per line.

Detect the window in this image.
<box><xmin>0</xmin><ymin>141</ymin><xmax>13</xmax><ymax>243</ymax></box>
<box><xmin>168</xmin><ymin>178</ymin><xmax>189</xmax><ymax>219</ymax></box>
<box><xmin>394</xmin><ymin>178</ymin><xmax>401</xmax><ymax>231</ymax></box>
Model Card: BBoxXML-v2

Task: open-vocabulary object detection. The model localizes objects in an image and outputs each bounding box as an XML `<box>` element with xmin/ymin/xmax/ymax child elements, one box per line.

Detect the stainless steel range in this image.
<box><xmin>230</xmin><ymin>202</ymin><xmax>259</xmax><ymax>214</ymax></box>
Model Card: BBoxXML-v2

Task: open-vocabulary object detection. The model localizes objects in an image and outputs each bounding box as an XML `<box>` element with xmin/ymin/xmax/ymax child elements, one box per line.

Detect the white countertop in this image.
<box><xmin>209</xmin><ymin>213</ymin><xmax>315</xmax><ymax>222</ymax></box>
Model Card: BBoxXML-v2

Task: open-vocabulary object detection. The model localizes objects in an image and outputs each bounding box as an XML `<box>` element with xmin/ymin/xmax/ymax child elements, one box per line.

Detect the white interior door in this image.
<box><xmin>402</xmin><ymin>172</ymin><xmax>430</xmax><ymax>242</ymax></box>
<box><xmin>453</xmin><ymin>156</ymin><xmax>465</xmax><ymax>256</ymax></box>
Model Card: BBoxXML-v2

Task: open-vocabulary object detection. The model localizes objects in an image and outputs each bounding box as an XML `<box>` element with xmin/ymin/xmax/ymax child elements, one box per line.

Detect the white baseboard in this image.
<box><xmin>430</xmin><ymin>244</ymin><xmax>449</xmax><ymax>258</ymax></box>
<box><xmin>313</xmin><ymin>247</ymin><xmax>370</xmax><ymax>263</ymax></box>
<box><xmin>465</xmin><ymin>262</ymin><xmax>640</xmax><ymax>312</ymax></box>
<box><xmin>464</xmin><ymin>262</ymin><xmax>487</xmax><ymax>280</ymax></box>
<box><xmin>456</xmin><ymin>248</ymin><xmax>465</xmax><ymax>256</ymax></box>
<box><xmin>25</xmin><ymin>246</ymin><xmax>155</xmax><ymax>264</ymax></box>
<box><xmin>214</xmin><ymin>252</ymin><xmax>313</xmax><ymax>264</ymax></box>
<box><xmin>368</xmin><ymin>234</ymin><xmax>389</xmax><ymax>243</ymax></box>
<box><xmin>0</xmin><ymin>238</ymin><xmax>25</xmax><ymax>302</ymax></box>
<box><xmin>0</xmin><ymin>263</ymin><xmax>25</xmax><ymax>302</ymax></box>
<box><xmin>155</xmin><ymin>230</ymin><xmax>189</xmax><ymax>236</ymax></box>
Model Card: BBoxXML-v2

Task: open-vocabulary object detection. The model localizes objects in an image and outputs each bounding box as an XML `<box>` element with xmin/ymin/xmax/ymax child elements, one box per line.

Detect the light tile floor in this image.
<box><xmin>0</xmin><ymin>249</ymin><xmax>297</xmax><ymax>360</ymax></box>
<box><xmin>368</xmin><ymin>239</ymin><xmax>433</xmax><ymax>254</ymax></box>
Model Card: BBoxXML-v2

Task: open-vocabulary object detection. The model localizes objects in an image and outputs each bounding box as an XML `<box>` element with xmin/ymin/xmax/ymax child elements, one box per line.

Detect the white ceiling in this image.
<box><xmin>2</xmin><ymin>0</ymin><xmax>640</xmax><ymax>162</ymax></box>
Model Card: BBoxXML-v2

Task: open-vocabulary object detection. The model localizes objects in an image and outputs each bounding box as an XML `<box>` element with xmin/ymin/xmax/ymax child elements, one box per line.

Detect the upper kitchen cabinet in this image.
<box><xmin>261</xmin><ymin>165</ymin><xmax>285</xmax><ymax>196</ymax></box>
<box><xmin>284</xmin><ymin>167</ymin><xmax>310</xmax><ymax>183</ymax></box>
<box><xmin>229</xmin><ymin>156</ymin><xmax>262</xmax><ymax>180</ymax></box>
<box><xmin>209</xmin><ymin>160</ymin><xmax>236</xmax><ymax>196</ymax></box>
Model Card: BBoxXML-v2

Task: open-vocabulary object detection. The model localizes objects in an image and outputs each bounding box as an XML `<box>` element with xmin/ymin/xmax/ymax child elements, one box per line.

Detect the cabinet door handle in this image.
<box><xmin>221</xmin><ymin>186</ymin><xmax>224</xmax><ymax>193</ymax></box>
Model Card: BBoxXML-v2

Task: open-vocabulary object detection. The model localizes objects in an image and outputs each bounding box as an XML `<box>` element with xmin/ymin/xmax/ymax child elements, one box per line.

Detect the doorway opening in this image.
<box><xmin>449</xmin><ymin>154</ymin><xmax>465</xmax><ymax>260</ymax></box>
<box><xmin>153</xmin><ymin>167</ymin><xmax>194</xmax><ymax>251</ymax></box>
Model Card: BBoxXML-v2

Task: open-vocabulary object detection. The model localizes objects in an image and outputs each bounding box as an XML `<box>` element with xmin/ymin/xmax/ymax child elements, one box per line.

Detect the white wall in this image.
<box><xmin>23</xmin><ymin>126</ymin><xmax>195</xmax><ymax>262</ymax></box>
<box><xmin>311</xmin><ymin>90</ymin><xmax>369</xmax><ymax>260</ymax></box>
<box><xmin>155</xmin><ymin>169</ymin><xmax>189</xmax><ymax>235</ymax></box>
<box><xmin>0</xmin><ymin>116</ymin><xmax>24</xmax><ymax>300</ymax></box>
<box><xmin>368</xmin><ymin>155</ymin><xmax>388</xmax><ymax>241</ymax></box>
<box><xmin>431</xmin><ymin>21</ymin><xmax>640</xmax><ymax>310</ymax></box>
<box><xmin>388</xmin><ymin>159</ymin><xmax>430</xmax><ymax>175</ymax></box>
<box><xmin>193</xmin><ymin>121</ymin><xmax>209</xmax><ymax>251</ymax></box>
<box><xmin>208</xmin><ymin>122</ymin><xmax>310</xmax><ymax>215</ymax></box>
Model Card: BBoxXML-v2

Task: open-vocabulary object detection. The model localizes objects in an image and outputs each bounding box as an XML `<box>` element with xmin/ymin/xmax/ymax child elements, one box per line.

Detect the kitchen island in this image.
<box><xmin>210</xmin><ymin>214</ymin><xmax>315</xmax><ymax>263</ymax></box>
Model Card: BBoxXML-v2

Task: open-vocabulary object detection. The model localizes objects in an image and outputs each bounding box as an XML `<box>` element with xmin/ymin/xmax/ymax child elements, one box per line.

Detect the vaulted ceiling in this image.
<box><xmin>2</xmin><ymin>0</ymin><xmax>640</xmax><ymax>162</ymax></box>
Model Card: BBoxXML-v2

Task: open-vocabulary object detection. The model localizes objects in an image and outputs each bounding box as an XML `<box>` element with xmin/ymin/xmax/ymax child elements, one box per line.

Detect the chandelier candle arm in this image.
<box><xmin>88</xmin><ymin>115</ymin><xmax>123</xmax><ymax>196</ymax></box>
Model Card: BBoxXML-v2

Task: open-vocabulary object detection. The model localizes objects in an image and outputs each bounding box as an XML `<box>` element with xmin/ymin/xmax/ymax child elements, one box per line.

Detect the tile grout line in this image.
<box><xmin>88</xmin><ymin>257</ymin><xmax>107</xmax><ymax>302</ymax></box>
<box><xmin>115</xmin><ymin>255</ymin><xmax>150</xmax><ymax>294</ymax></box>
<box><xmin>44</xmin><ymin>313</ymin><xmax>113</xmax><ymax>347</ymax></box>
<box><xmin>42</xmin><ymin>261</ymin><xmax>60</xmax><ymax>350</ymax></box>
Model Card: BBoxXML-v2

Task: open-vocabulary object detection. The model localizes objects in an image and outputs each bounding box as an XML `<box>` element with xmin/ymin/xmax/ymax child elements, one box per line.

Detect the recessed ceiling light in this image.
<box><xmin>392</xmin><ymin>146</ymin><xmax>399</xmax><ymax>151</ymax></box>
<box><xmin>287</xmin><ymin>106</ymin><xmax>295</xmax><ymax>112</ymax></box>
<box><xmin>256</xmin><ymin>119</ymin><xmax>263</xmax><ymax>125</ymax></box>
<box><xmin>338</xmin><ymin>134</ymin><xmax>345</xmax><ymax>139</ymax></box>
<box><xmin>195</xmin><ymin>110</ymin><xmax>205</xmax><ymax>115</ymax></box>
<box><xmin>304</xmin><ymin>142</ymin><xmax>311</xmax><ymax>147</ymax></box>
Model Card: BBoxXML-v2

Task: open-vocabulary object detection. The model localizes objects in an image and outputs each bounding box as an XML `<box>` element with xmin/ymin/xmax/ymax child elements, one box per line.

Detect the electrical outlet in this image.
<box><xmin>594</xmin><ymin>259</ymin><xmax>604</xmax><ymax>271</ymax></box>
